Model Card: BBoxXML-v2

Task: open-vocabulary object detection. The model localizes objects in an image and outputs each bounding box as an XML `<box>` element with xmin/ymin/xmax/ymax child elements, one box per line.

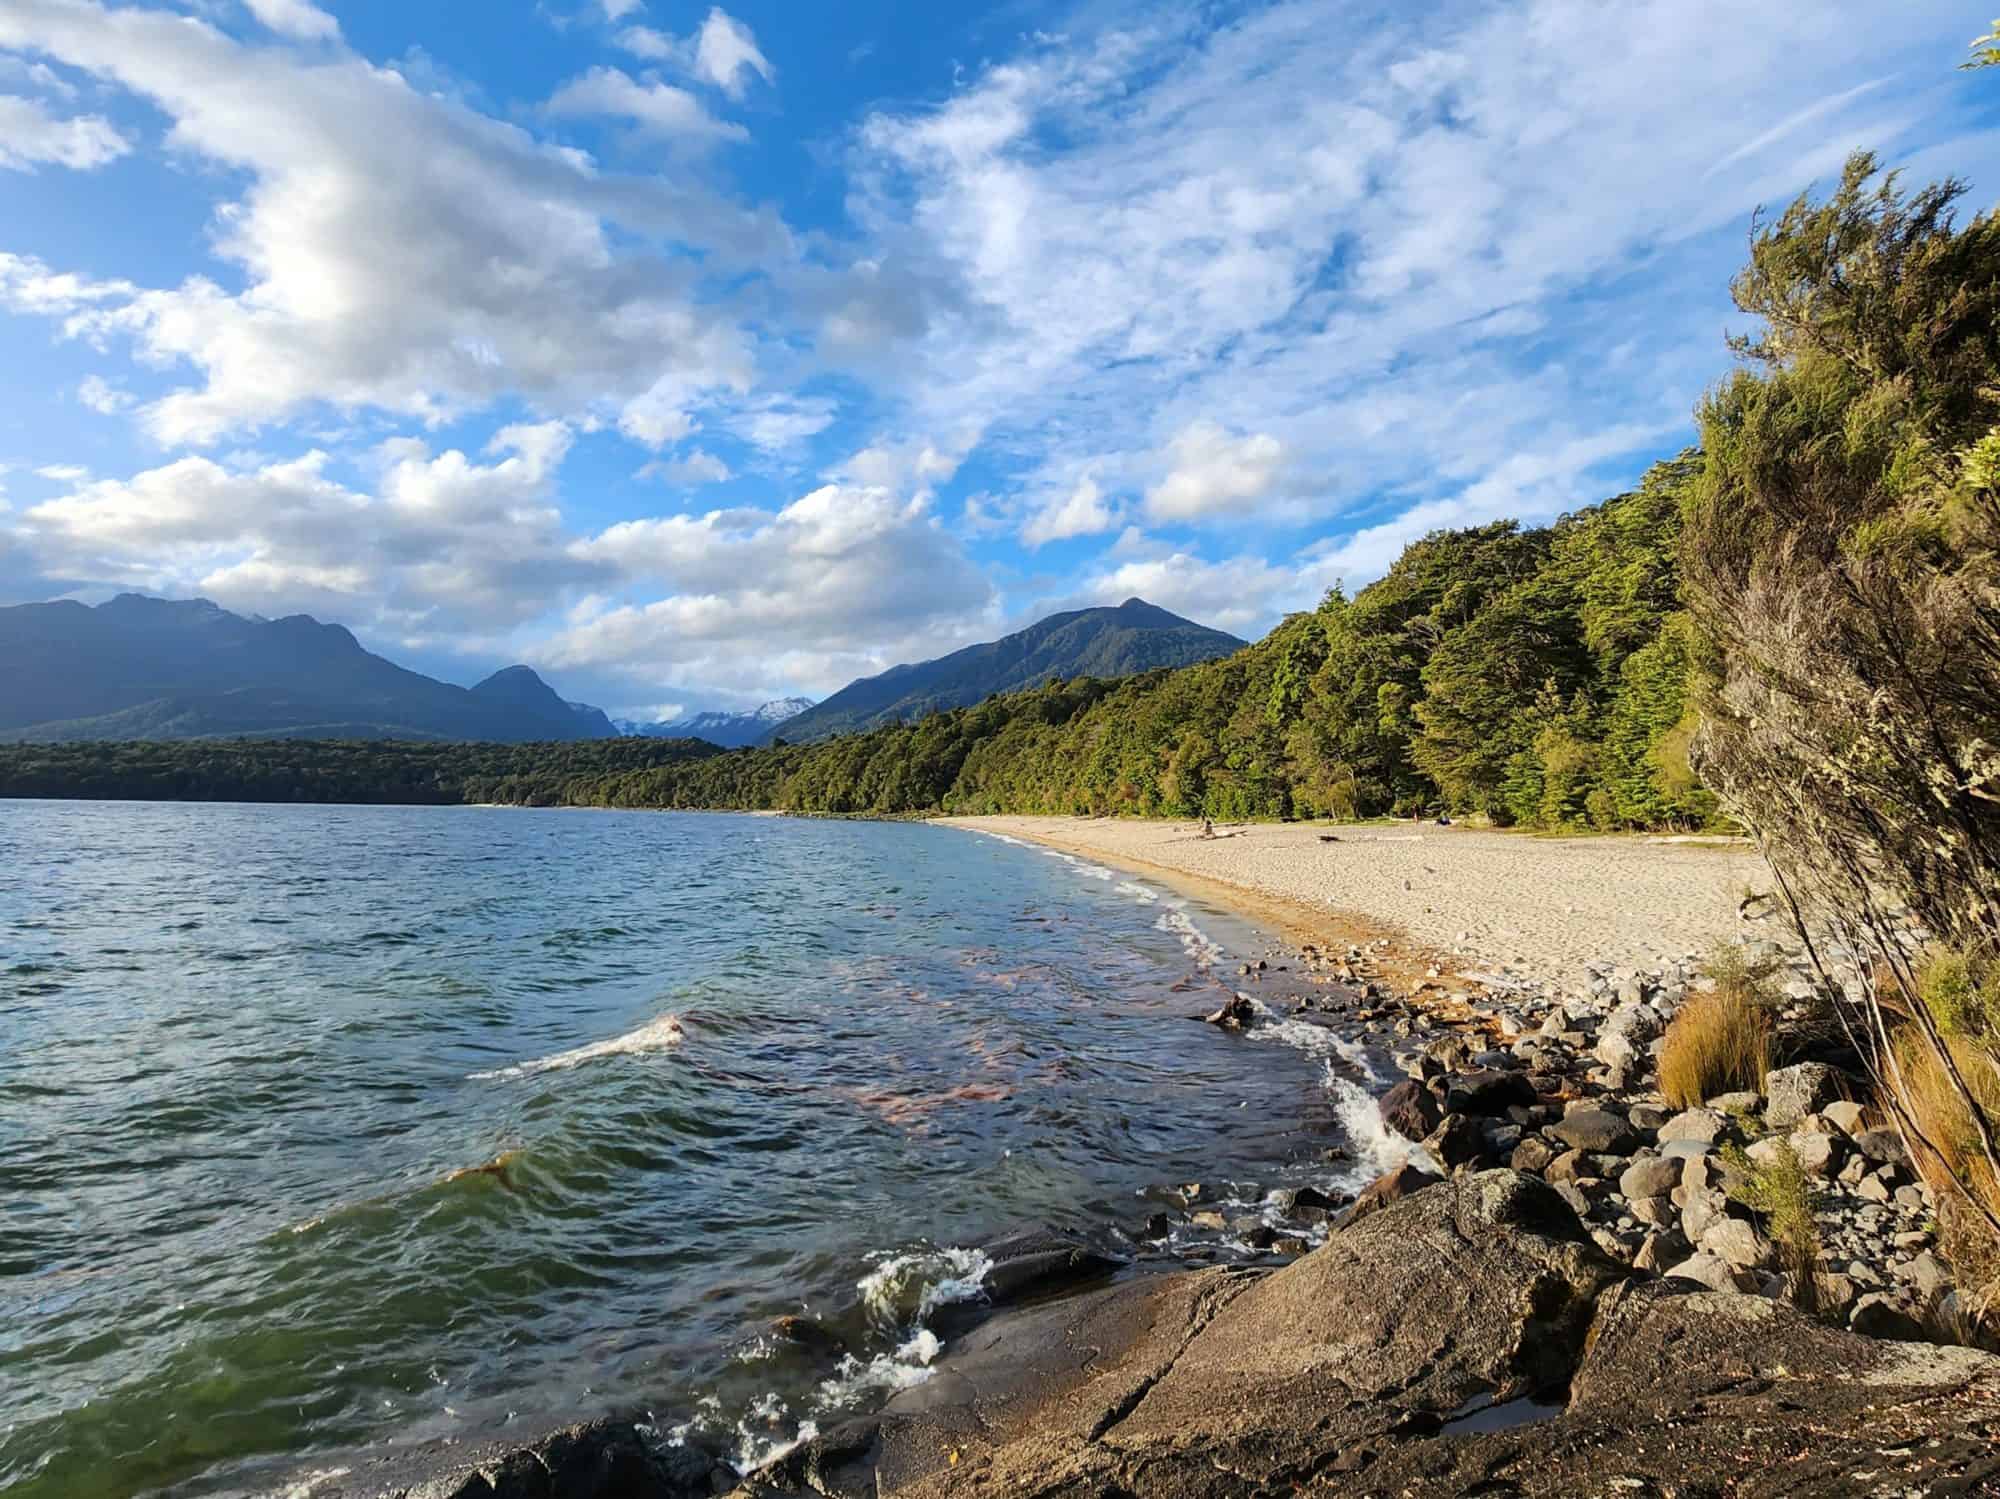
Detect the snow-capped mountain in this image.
<box><xmin>612</xmin><ymin>697</ymin><xmax>815</xmax><ymax>748</ymax></box>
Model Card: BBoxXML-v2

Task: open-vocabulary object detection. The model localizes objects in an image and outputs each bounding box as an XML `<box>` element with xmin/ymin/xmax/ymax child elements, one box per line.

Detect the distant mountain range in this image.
<box><xmin>0</xmin><ymin>593</ymin><xmax>1242</xmax><ymax>747</ymax></box>
<box><xmin>763</xmin><ymin>598</ymin><xmax>1244</xmax><ymax>743</ymax></box>
<box><xmin>0</xmin><ymin>595</ymin><xmax>615</xmax><ymax>743</ymax></box>
<box><xmin>613</xmin><ymin>697</ymin><xmax>815</xmax><ymax>749</ymax></box>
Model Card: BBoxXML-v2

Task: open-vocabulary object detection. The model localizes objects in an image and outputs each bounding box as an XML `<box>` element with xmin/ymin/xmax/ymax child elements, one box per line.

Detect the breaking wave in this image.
<box><xmin>469</xmin><ymin>1013</ymin><xmax>685</xmax><ymax>1080</ymax></box>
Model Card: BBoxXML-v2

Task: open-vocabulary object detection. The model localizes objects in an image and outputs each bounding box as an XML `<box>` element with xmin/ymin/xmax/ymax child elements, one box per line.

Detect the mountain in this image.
<box><xmin>0</xmin><ymin>594</ymin><xmax>613</xmax><ymax>743</ymax></box>
<box><xmin>765</xmin><ymin>599</ymin><xmax>1244</xmax><ymax>743</ymax></box>
<box><xmin>614</xmin><ymin>697</ymin><xmax>816</xmax><ymax>748</ymax></box>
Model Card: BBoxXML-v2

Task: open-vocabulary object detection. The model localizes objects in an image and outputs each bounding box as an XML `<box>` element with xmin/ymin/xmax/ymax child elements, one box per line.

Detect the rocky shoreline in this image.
<box><xmin>354</xmin><ymin>919</ymin><xmax>2000</xmax><ymax>1499</ymax></box>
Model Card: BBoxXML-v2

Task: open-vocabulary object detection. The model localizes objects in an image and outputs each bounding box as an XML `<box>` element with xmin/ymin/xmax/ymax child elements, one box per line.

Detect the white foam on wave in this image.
<box><xmin>856</xmin><ymin>1244</ymin><xmax>992</xmax><ymax>1325</ymax></box>
<box><xmin>1155</xmin><ymin>903</ymin><xmax>1223</xmax><ymax>969</ymax></box>
<box><xmin>468</xmin><ymin>1013</ymin><xmax>685</xmax><ymax>1080</ymax></box>
<box><xmin>813</xmin><ymin>1327</ymin><xmax>945</xmax><ymax>1410</ymax></box>
<box><xmin>1114</xmin><ymin>880</ymin><xmax>1159</xmax><ymax>905</ymax></box>
<box><xmin>1242</xmin><ymin>999</ymin><xmax>1433</xmax><ymax>1183</ymax></box>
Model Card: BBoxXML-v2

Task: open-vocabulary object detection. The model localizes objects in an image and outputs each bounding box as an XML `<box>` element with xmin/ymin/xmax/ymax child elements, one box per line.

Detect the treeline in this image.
<box><xmin>0</xmin><ymin>736</ymin><xmax>720</xmax><ymax>805</ymax></box>
<box><xmin>0</xmin><ymin>459</ymin><xmax>1717</xmax><ymax>828</ymax></box>
<box><xmin>551</xmin><ymin>452</ymin><xmax>1717</xmax><ymax>828</ymax></box>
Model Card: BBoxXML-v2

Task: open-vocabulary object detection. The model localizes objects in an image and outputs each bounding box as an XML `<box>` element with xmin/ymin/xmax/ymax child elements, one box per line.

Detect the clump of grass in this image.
<box><xmin>1721</xmin><ymin>1139</ymin><xmax>1823</xmax><ymax>1310</ymax></box>
<box><xmin>1918</xmin><ymin>949</ymin><xmax>2000</xmax><ymax>1041</ymax></box>
<box><xmin>1659</xmin><ymin>946</ymin><xmax>1776</xmax><ymax>1109</ymax></box>
<box><xmin>1894</xmin><ymin>1025</ymin><xmax>2000</xmax><ymax>1221</ymax></box>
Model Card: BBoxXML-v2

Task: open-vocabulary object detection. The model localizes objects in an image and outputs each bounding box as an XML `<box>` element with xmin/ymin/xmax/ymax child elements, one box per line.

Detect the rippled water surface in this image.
<box><xmin>0</xmin><ymin>803</ymin><xmax>1393</xmax><ymax>1498</ymax></box>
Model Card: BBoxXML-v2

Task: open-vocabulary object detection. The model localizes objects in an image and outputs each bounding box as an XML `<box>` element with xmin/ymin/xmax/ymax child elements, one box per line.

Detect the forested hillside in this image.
<box><xmin>532</xmin><ymin>452</ymin><xmax>1717</xmax><ymax>826</ymax></box>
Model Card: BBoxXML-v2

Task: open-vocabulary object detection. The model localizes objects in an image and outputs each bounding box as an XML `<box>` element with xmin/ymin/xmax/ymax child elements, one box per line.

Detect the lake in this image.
<box><xmin>0</xmin><ymin>802</ymin><xmax>1400</xmax><ymax>1497</ymax></box>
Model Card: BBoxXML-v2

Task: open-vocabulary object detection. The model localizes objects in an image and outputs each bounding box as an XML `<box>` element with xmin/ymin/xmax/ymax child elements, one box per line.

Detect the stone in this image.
<box><xmin>1190</xmin><ymin>1210</ymin><xmax>1228</xmax><ymax>1230</ymax></box>
<box><xmin>977</xmin><ymin>1227</ymin><xmax>1129</xmax><ymax>1309</ymax></box>
<box><xmin>1850</xmin><ymin>1292</ymin><xmax>1926</xmax><ymax>1341</ymax></box>
<box><xmin>1821</xmin><ymin>1100</ymin><xmax>1867</xmax><ymax>1136</ymax></box>
<box><xmin>1631</xmin><ymin>1229</ymin><xmax>1688</xmax><ymax>1272</ymax></box>
<box><xmin>1509</xmin><ymin>1135</ymin><xmax>1556</xmax><ymax>1173</ymax></box>
<box><xmin>1444</xmin><ymin>1067</ymin><xmax>1537</xmax><ymax>1117</ymax></box>
<box><xmin>1204</xmin><ymin>993</ymin><xmax>1255</xmax><ymax>1028</ymax></box>
<box><xmin>1628</xmin><ymin>1195</ymin><xmax>1677</xmax><ymax>1228</ymax></box>
<box><xmin>1344</xmin><ymin>1162</ymin><xmax>1443</xmax><ymax>1225</ymax></box>
<box><xmin>1708</xmin><ymin>1090</ymin><xmax>1761</xmax><ymax>1115</ymax></box>
<box><xmin>1378</xmin><ymin>1079</ymin><xmax>1443</xmax><ymax>1143</ymax></box>
<box><xmin>1545</xmin><ymin>1148</ymin><xmax>1589</xmax><ymax>1184</ymax></box>
<box><xmin>1903</xmin><ymin>1251</ymin><xmax>1951</xmax><ymax>1301</ymax></box>
<box><xmin>1618</xmin><ymin>1155</ymin><xmax>1683</xmax><ymax>1201</ymax></box>
<box><xmin>1657</xmin><ymin>1108</ymin><xmax>1726</xmax><ymax>1146</ymax></box>
<box><xmin>1664</xmin><ymin>1252</ymin><xmax>1758</xmax><ymax>1293</ymax></box>
<box><xmin>1273</xmin><ymin>1185</ymin><xmax>1345</xmax><ymax>1215</ymax></box>
<box><xmin>1853</xmin><ymin>1128</ymin><xmax>1906</xmax><ymax>1165</ymax></box>
<box><xmin>1627</xmin><ymin>1104</ymin><xmax>1672</xmax><ymax>1132</ymax></box>
<box><xmin>1764</xmin><ymin>1063</ymin><xmax>1844</xmax><ymax>1129</ymax></box>
<box><xmin>1788</xmin><ymin>1127</ymin><xmax>1843</xmax><ymax>1178</ymax></box>
<box><xmin>1699</xmin><ymin>1216</ymin><xmax>1771</xmax><ymax>1270</ymax></box>
<box><xmin>1551</xmin><ymin>1108</ymin><xmax>1640</xmax><ymax>1155</ymax></box>
<box><xmin>770</xmin><ymin>1315</ymin><xmax>848</xmax><ymax>1358</ymax></box>
<box><xmin>1554</xmin><ymin>1183</ymin><xmax>1593</xmax><ymax>1220</ymax></box>
<box><xmin>1421</xmin><ymin>1112</ymin><xmax>1494</xmax><ymax>1171</ymax></box>
<box><xmin>1816</xmin><ymin>1272</ymin><xmax>1859</xmax><ymax>1321</ymax></box>
<box><xmin>1856</xmin><ymin>1174</ymin><xmax>1892</xmax><ymax>1204</ymax></box>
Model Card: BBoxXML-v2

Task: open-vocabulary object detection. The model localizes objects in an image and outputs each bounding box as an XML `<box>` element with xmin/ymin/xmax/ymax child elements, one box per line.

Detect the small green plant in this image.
<box><xmin>1918</xmin><ymin>949</ymin><xmax>2000</xmax><ymax>1040</ymax></box>
<box><xmin>1721</xmin><ymin>1139</ymin><xmax>1823</xmax><ymax>1309</ymax></box>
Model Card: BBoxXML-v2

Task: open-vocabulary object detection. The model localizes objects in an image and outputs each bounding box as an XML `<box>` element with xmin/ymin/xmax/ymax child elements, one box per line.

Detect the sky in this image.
<box><xmin>1</xmin><ymin>1</ymin><xmax>1997</xmax><ymax>721</ymax></box>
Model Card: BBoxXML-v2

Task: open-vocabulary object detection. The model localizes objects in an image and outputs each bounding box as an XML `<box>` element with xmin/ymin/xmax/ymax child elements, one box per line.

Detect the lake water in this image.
<box><xmin>0</xmin><ymin>803</ymin><xmax>1404</xmax><ymax>1498</ymax></box>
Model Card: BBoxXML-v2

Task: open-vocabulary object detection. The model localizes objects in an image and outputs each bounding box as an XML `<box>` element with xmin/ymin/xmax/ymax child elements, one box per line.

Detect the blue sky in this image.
<box><xmin>1</xmin><ymin>0</ymin><xmax>1997</xmax><ymax>720</ymax></box>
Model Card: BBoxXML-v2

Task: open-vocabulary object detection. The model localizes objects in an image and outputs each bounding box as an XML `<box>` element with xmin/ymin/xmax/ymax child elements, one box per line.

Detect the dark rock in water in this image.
<box><xmin>769</xmin><ymin>1314</ymin><xmax>848</xmax><ymax>1359</ymax></box>
<box><xmin>405</xmin><ymin>1417</ymin><xmax>732</xmax><ymax>1499</ymax></box>
<box><xmin>1445</xmin><ymin>1068</ymin><xmax>1537</xmax><ymax>1117</ymax></box>
<box><xmin>1344</xmin><ymin>1162</ymin><xmax>1442</xmax><ymax>1225</ymax></box>
<box><xmin>1379</xmin><ymin>1079</ymin><xmax>1443</xmax><ymax>1142</ymax></box>
<box><xmin>976</xmin><ymin>1227</ymin><xmax>1127</xmax><ymax>1310</ymax></box>
<box><xmin>1202</xmin><ymin>993</ymin><xmax>1256</xmax><ymax>1029</ymax></box>
<box><xmin>1273</xmin><ymin>1185</ymin><xmax>1345</xmax><ymax>1215</ymax></box>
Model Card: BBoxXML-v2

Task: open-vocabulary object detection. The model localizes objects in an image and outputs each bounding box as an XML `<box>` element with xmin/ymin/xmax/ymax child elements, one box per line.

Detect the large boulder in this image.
<box><xmin>1443</xmin><ymin>1067</ymin><xmax>1536</xmax><ymax>1116</ymax></box>
<box><xmin>1550</xmin><ymin>1107</ymin><xmax>1639</xmax><ymax>1155</ymax></box>
<box><xmin>1764</xmin><ymin>1062</ymin><xmax>1844</xmax><ymax>1129</ymax></box>
<box><xmin>1378</xmin><ymin>1078</ymin><xmax>1443</xmax><ymax>1142</ymax></box>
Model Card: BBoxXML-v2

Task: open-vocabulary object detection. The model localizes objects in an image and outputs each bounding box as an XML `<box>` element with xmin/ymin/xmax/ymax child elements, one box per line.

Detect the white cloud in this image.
<box><xmin>694</xmin><ymin>8</ymin><xmax>773</xmax><ymax>98</ymax></box>
<box><xmin>76</xmin><ymin>375</ymin><xmax>131</xmax><ymax>414</ymax></box>
<box><xmin>545</xmin><ymin>65</ymin><xmax>746</xmax><ymax>142</ymax></box>
<box><xmin>0</xmin><ymin>0</ymin><xmax>780</xmax><ymax>445</ymax></box>
<box><xmin>1144</xmin><ymin>421</ymin><xmax>1288</xmax><ymax>523</ymax></box>
<box><xmin>19</xmin><ymin>424</ymin><xmax>603</xmax><ymax>634</ymax></box>
<box><xmin>734</xmin><ymin>395</ymin><xmax>838</xmax><ymax>453</ymax></box>
<box><xmin>0</xmin><ymin>94</ymin><xmax>129</xmax><ymax>170</ymax></box>
<box><xmin>613</xmin><ymin>9</ymin><xmax>771</xmax><ymax>99</ymax></box>
<box><xmin>35</xmin><ymin>463</ymin><xmax>88</xmax><ymax>482</ymax></box>
<box><xmin>637</xmin><ymin>448</ymin><xmax>732</xmax><ymax>485</ymax></box>
<box><xmin>553</xmin><ymin>480</ymin><xmax>995</xmax><ymax>695</ymax></box>
<box><xmin>241</xmin><ymin>0</ymin><xmax>340</xmax><ymax>43</ymax></box>
<box><xmin>600</xmin><ymin>0</ymin><xmax>645</xmax><ymax>20</ymax></box>
<box><xmin>1022</xmin><ymin>474</ymin><xmax>1117</xmax><ymax>546</ymax></box>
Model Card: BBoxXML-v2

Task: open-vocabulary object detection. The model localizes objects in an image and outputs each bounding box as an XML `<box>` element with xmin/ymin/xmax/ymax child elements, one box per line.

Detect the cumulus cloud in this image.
<box><xmin>76</xmin><ymin>375</ymin><xmax>131</xmax><ymax>413</ymax></box>
<box><xmin>0</xmin><ymin>0</ymin><xmax>779</xmax><ymax>445</ymax></box>
<box><xmin>241</xmin><ymin>0</ymin><xmax>341</xmax><ymax>42</ymax></box>
<box><xmin>1144</xmin><ymin>421</ymin><xmax>1288</xmax><ymax>523</ymax></box>
<box><xmin>0</xmin><ymin>93</ymin><xmax>129</xmax><ymax>170</ymax></box>
<box><xmin>19</xmin><ymin>424</ymin><xmax>604</xmax><ymax>635</ymax></box>
<box><xmin>1022</xmin><ymin>475</ymin><xmax>1117</xmax><ymax>546</ymax></box>
<box><xmin>552</xmin><ymin>481</ymin><xmax>995</xmax><ymax>695</ymax></box>
<box><xmin>545</xmin><ymin>65</ymin><xmax>746</xmax><ymax>141</ymax></box>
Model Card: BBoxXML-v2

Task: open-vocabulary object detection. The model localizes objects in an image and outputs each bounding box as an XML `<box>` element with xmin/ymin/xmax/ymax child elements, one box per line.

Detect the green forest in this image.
<box><xmin>0</xmin><ymin>448</ymin><xmax>1714</xmax><ymax>828</ymax></box>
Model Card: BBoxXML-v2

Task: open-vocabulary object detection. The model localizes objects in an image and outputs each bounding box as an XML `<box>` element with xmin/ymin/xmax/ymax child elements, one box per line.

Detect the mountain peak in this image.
<box><xmin>766</xmin><ymin>601</ymin><xmax>1243</xmax><ymax>743</ymax></box>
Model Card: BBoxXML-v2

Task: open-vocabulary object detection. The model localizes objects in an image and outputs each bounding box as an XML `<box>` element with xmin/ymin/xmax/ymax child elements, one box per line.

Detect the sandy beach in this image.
<box><xmin>939</xmin><ymin>816</ymin><xmax>1776</xmax><ymax>991</ymax></box>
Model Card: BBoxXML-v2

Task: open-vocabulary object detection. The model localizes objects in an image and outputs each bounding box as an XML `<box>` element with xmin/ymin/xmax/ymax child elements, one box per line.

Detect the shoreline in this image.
<box><xmin>936</xmin><ymin>814</ymin><xmax>1778</xmax><ymax>1001</ymax></box>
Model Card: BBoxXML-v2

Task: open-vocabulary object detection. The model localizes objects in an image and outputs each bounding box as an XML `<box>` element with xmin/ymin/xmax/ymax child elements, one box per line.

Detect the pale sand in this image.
<box><xmin>938</xmin><ymin>816</ymin><xmax>1776</xmax><ymax>992</ymax></box>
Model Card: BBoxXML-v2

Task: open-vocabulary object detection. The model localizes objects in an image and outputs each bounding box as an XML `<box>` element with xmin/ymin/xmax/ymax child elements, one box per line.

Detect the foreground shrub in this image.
<box><xmin>1722</xmin><ymin>1139</ymin><xmax>1823</xmax><ymax>1309</ymax></box>
<box><xmin>1682</xmin><ymin>151</ymin><xmax>2000</xmax><ymax>1311</ymax></box>
<box><xmin>1660</xmin><ymin>957</ymin><xmax>1774</xmax><ymax>1109</ymax></box>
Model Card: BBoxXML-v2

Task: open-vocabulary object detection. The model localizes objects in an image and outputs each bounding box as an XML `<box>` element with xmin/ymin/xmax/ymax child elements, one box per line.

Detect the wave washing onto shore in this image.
<box><xmin>1246</xmin><ymin>1000</ymin><xmax>1431</xmax><ymax>1185</ymax></box>
<box><xmin>468</xmin><ymin>1012</ymin><xmax>685</xmax><ymax>1080</ymax></box>
<box><xmin>680</xmin><ymin>1244</ymin><xmax>994</xmax><ymax>1474</ymax></box>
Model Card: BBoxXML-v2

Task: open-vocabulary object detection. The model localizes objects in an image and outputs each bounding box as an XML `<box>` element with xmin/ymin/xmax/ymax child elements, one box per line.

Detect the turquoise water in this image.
<box><xmin>0</xmin><ymin>803</ymin><xmax>1390</xmax><ymax>1497</ymax></box>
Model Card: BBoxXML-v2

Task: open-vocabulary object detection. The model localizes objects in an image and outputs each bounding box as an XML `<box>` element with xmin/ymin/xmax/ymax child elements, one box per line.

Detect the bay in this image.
<box><xmin>0</xmin><ymin>803</ymin><xmax>1396</xmax><ymax>1497</ymax></box>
